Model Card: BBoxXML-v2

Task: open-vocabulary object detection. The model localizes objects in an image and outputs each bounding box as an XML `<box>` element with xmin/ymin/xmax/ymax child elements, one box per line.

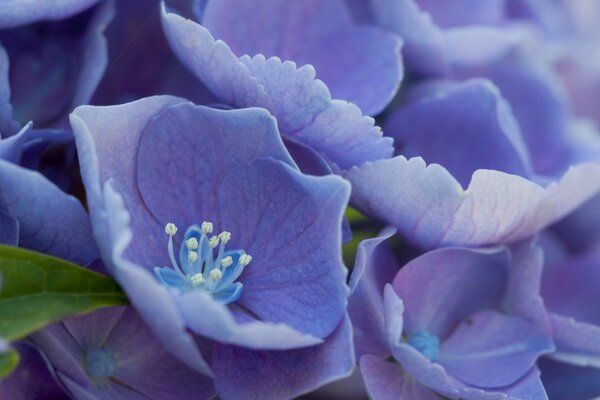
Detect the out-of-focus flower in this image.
<box><xmin>350</xmin><ymin>233</ymin><xmax>553</xmax><ymax>399</ymax></box>
<box><xmin>0</xmin><ymin>1</ymin><xmax>112</xmax><ymax>132</ymax></box>
<box><xmin>28</xmin><ymin>306</ymin><xmax>215</xmax><ymax>400</ymax></box>
<box><xmin>71</xmin><ymin>96</ymin><xmax>354</xmax><ymax>399</ymax></box>
<box><xmin>161</xmin><ymin>5</ymin><xmax>394</xmax><ymax>172</ymax></box>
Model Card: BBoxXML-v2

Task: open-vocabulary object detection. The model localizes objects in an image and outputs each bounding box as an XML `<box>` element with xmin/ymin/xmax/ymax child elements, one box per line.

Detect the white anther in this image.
<box><xmin>164</xmin><ymin>223</ymin><xmax>178</xmax><ymax>236</ymax></box>
<box><xmin>239</xmin><ymin>254</ymin><xmax>252</xmax><ymax>266</ymax></box>
<box><xmin>218</xmin><ymin>231</ymin><xmax>231</xmax><ymax>244</ymax></box>
<box><xmin>208</xmin><ymin>236</ymin><xmax>220</xmax><ymax>248</ymax></box>
<box><xmin>201</xmin><ymin>221</ymin><xmax>213</xmax><ymax>234</ymax></box>
<box><xmin>190</xmin><ymin>273</ymin><xmax>204</xmax><ymax>285</ymax></box>
<box><xmin>185</xmin><ymin>237</ymin><xmax>199</xmax><ymax>250</ymax></box>
<box><xmin>221</xmin><ymin>256</ymin><xmax>233</xmax><ymax>268</ymax></box>
<box><xmin>210</xmin><ymin>268</ymin><xmax>223</xmax><ymax>281</ymax></box>
<box><xmin>188</xmin><ymin>251</ymin><xmax>198</xmax><ymax>263</ymax></box>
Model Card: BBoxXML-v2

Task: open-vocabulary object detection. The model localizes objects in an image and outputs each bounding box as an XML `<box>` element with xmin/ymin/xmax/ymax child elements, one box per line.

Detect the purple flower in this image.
<box><xmin>0</xmin><ymin>0</ymin><xmax>111</xmax><ymax>133</ymax></box>
<box><xmin>27</xmin><ymin>306</ymin><xmax>215</xmax><ymax>399</ymax></box>
<box><xmin>160</xmin><ymin>5</ymin><xmax>393</xmax><ymax>171</ymax></box>
<box><xmin>344</xmin><ymin>79</ymin><xmax>600</xmax><ymax>248</ymax></box>
<box><xmin>349</xmin><ymin>233</ymin><xmax>554</xmax><ymax>399</ymax></box>
<box><xmin>71</xmin><ymin>96</ymin><xmax>354</xmax><ymax>398</ymax></box>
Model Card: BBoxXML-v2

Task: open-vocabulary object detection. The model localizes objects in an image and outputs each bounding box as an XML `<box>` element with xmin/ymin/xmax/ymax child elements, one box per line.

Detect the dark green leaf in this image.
<box><xmin>0</xmin><ymin>245</ymin><xmax>128</xmax><ymax>341</ymax></box>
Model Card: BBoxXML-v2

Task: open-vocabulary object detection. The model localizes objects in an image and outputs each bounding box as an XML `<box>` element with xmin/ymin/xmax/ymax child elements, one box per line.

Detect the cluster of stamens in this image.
<box><xmin>154</xmin><ymin>221</ymin><xmax>251</xmax><ymax>304</ymax></box>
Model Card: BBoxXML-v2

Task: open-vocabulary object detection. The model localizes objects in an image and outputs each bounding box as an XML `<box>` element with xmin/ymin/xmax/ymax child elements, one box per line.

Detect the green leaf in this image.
<box><xmin>0</xmin><ymin>346</ymin><xmax>19</xmax><ymax>379</ymax></box>
<box><xmin>0</xmin><ymin>245</ymin><xmax>128</xmax><ymax>341</ymax></box>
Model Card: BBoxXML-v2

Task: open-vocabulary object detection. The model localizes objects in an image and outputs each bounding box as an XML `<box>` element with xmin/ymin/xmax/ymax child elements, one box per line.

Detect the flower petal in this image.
<box><xmin>439</xmin><ymin>310</ymin><xmax>553</xmax><ymax>388</ymax></box>
<box><xmin>218</xmin><ymin>158</ymin><xmax>350</xmax><ymax>339</ymax></box>
<box><xmin>0</xmin><ymin>0</ymin><xmax>101</xmax><ymax>28</ymax></box>
<box><xmin>203</xmin><ymin>0</ymin><xmax>403</xmax><ymax>115</ymax></box>
<box><xmin>211</xmin><ymin>315</ymin><xmax>354</xmax><ymax>400</ymax></box>
<box><xmin>345</xmin><ymin>156</ymin><xmax>600</xmax><ymax>247</ymax></box>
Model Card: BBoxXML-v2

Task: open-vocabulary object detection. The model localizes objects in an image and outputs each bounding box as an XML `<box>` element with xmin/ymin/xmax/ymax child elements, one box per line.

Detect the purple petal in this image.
<box><xmin>542</xmin><ymin>250</ymin><xmax>600</xmax><ymax>327</ymax></box>
<box><xmin>386</xmin><ymin>79</ymin><xmax>531</xmax><ymax>187</ymax></box>
<box><xmin>502</xmin><ymin>368</ymin><xmax>548</xmax><ymax>400</ymax></box>
<box><xmin>456</xmin><ymin>60</ymin><xmax>571</xmax><ymax>175</ymax></box>
<box><xmin>71</xmin><ymin>95</ymin><xmax>187</xmax><ymax>266</ymax></box>
<box><xmin>0</xmin><ymin>342</ymin><xmax>65</xmax><ymax>400</ymax></box>
<box><xmin>439</xmin><ymin>310</ymin><xmax>553</xmax><ymax>388</ymax></box>
<box><xmin>345</xmin><ymin>156</ymin><xmax>600</xmax><ymax>247</ymax></box>
<box><xmin>218</xmin><ymin>158</ymin><xmax>350</xmax><ymax>339</ymax></box>
<box><xmin>0</xmin><ymin>210</ymin><xmax>18</xmax><ymax>246</ymax></box>
<box><xmin>540</xmin><ymin>357</ymin><xmax>600</xmax><ymax>400</ymax></box>
<box><xmin>360</xmin><ymin>355</ymin><xmax>439</xmax><ymax>400</ymax></box>
<box><xmin>416</xmin><ymin>0</ymin><xmax>505</xmax><ymax>28</ymax></box>
<box><xmin>0</xmin><ymin>0</ymin><xmax>101</xmax><ymax>28</ymax></box>
<box><xmin>392</xmin><ymin>246</ymin><xmax>508</xmax><ymax>338</ymax></box>
<box><xmin>0</xmin><ymin>158</ymin><xmax>96</xmax><ymax>264</ymax></box>
<box><xmin>0</xmin><ymin>45</ymin><xmax>19</xmax><ymax>136</ymax></box>
<box><xmin>135</xmin><ymin>103</ymin><xmax>293</xmax><ymax>259</ymax></box>
<box><xmin>203</xmin><ymin>0</ymin><xmax>403</xmax><ymax>115</ymax></box>
<box><xmin>173</xmin><ymin>289</ymin><xmax>322</xmax><ymax>349</ymax></box>
<box><xmin>212</xmin><ymin>315</ymin><xmax>354</xmax><ymax>400</ymax></box>
<box><xmin>546</xmin><ymin>313</ymin><xmax>600</xmax><ymax>368</ymax></box>
<box><xmin>161</xmin><ymin>7</ymin><xmax>393</xmax><ymax>169</ymax></box>
<box><xmin>442</xmin><ymin>26</ymin><xmax>519</xmax><ymax>66</ymax></box>
<box><xmin>348</xmin><ymin>228</ymin><xmax>398</xmax><ymax>358</ymax></box>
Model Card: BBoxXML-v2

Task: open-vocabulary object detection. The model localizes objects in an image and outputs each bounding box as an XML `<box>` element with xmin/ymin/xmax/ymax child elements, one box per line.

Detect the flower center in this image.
<box><xmin>85</xmin><ymin>348</ymin><xmax>116</xmax><ymax>379</ymax></box>
<box><xmin>408</xmin><ymin>331</ymin><xmax>440</xmax><ymax>362</ymax></box>
<box><xmin>153</xmin><ymin>222</ymin><xmax>251</xmax><ymax>304</ymax></box>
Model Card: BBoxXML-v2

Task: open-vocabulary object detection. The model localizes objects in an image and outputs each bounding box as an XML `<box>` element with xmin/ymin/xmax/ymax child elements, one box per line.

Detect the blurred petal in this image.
<box><xmin>0</xmin><ymin>0</ymin><xmax>101</xmax><ymax>28</ymax></box>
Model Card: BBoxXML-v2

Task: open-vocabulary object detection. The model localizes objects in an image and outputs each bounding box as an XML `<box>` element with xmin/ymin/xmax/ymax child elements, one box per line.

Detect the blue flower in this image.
<box><xmin>71</xmin><ymin>96</ymin><xmax>354</xmax><ymax>398</ymax></box>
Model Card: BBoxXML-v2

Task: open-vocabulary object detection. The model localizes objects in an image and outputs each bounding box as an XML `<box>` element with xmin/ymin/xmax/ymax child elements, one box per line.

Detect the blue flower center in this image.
<box><xmin>408</xmin><ymin>331</ymin><xmax>440</xmax><ymax>362</ymax></box>
<box><xmin>85</xmin><ymin>348</ymin><xmax>116</xmax><ymax>378</ymax></box>
<box><xmin>154</xmin><ymin>221</ymin><xmax>251</xmax><ymax>304</ymax></box>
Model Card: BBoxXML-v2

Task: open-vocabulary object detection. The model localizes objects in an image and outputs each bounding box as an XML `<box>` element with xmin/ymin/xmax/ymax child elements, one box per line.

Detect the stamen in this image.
<box><xmin>221</xmin><ymin>256</ymin><xmax>233</xmax><ymax>268</ymax></box>
<box><xmin>218</xmin><ymin>231</ymin><xmax>231</xmax><ymax>244</ymax></box>
<box><xmin>190</xmin><ymin>273</ymin><xmax>204</xmax><ymax>285</ymax></box>
<box><xmin>185</xmin><ymin>237</ymin><xmax>199</xmax><ymax>250</ymax></box>
<box><xmin>165</xmin><ymin>222</ymin><xmax>182</xmax><ymax>273</ymax></box>
<box><xmin>201</xmin><ymin>221</ymin><xmax>213</xmax><ymax>234</ymax></box>
<box><xmin>188</xmin><ymin>251</ymin><xmax>198</xmax><ymax>263</ymax></box>
<box><xmin>239</xmin><ymin>254</ymin><xmax>252</xmax><ymax>266</ymax></box>
<box><xmin>165</xmin><ymin>223</ymin><xmax>178</xmax><ymax>236</ymax></box>
<box><xmin>210</xmin><ymin>268</ymin><xmax>223</xmax><ymax>281</ymax></box>
<box><xmin>209</xmin><ymin>236</ymin><xmax>220</xmax><ymax>248</ymax></box>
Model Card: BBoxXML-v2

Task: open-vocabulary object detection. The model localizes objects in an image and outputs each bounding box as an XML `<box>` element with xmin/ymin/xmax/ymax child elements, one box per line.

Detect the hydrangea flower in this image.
<box><xmin>27</xmin><ymin>306</ymin><xmax>215</xmax><ymax>399</ymax></box>
<box><xmin>344</xmin><ymin>79</ymin><xmax>600</xmax><ymax>248</ymax></box>
<box><xmin>349</xmin><ymin>232</ymin><xmax>554</xmax><ymax>399</ymax></box>
<box><xmin>160</xmin><ymin>5</ymin><xmax>393</xmax><ymax>171</ymax></box>
<box><xmin>71</xmin><ymin>96</ymin><xmax>354</xmax><ymax>398</ymax></box>
<box><xmin>0</xmin><ymin>1</ymin><xmax>112</xmax><ymax>132</ymax></box>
